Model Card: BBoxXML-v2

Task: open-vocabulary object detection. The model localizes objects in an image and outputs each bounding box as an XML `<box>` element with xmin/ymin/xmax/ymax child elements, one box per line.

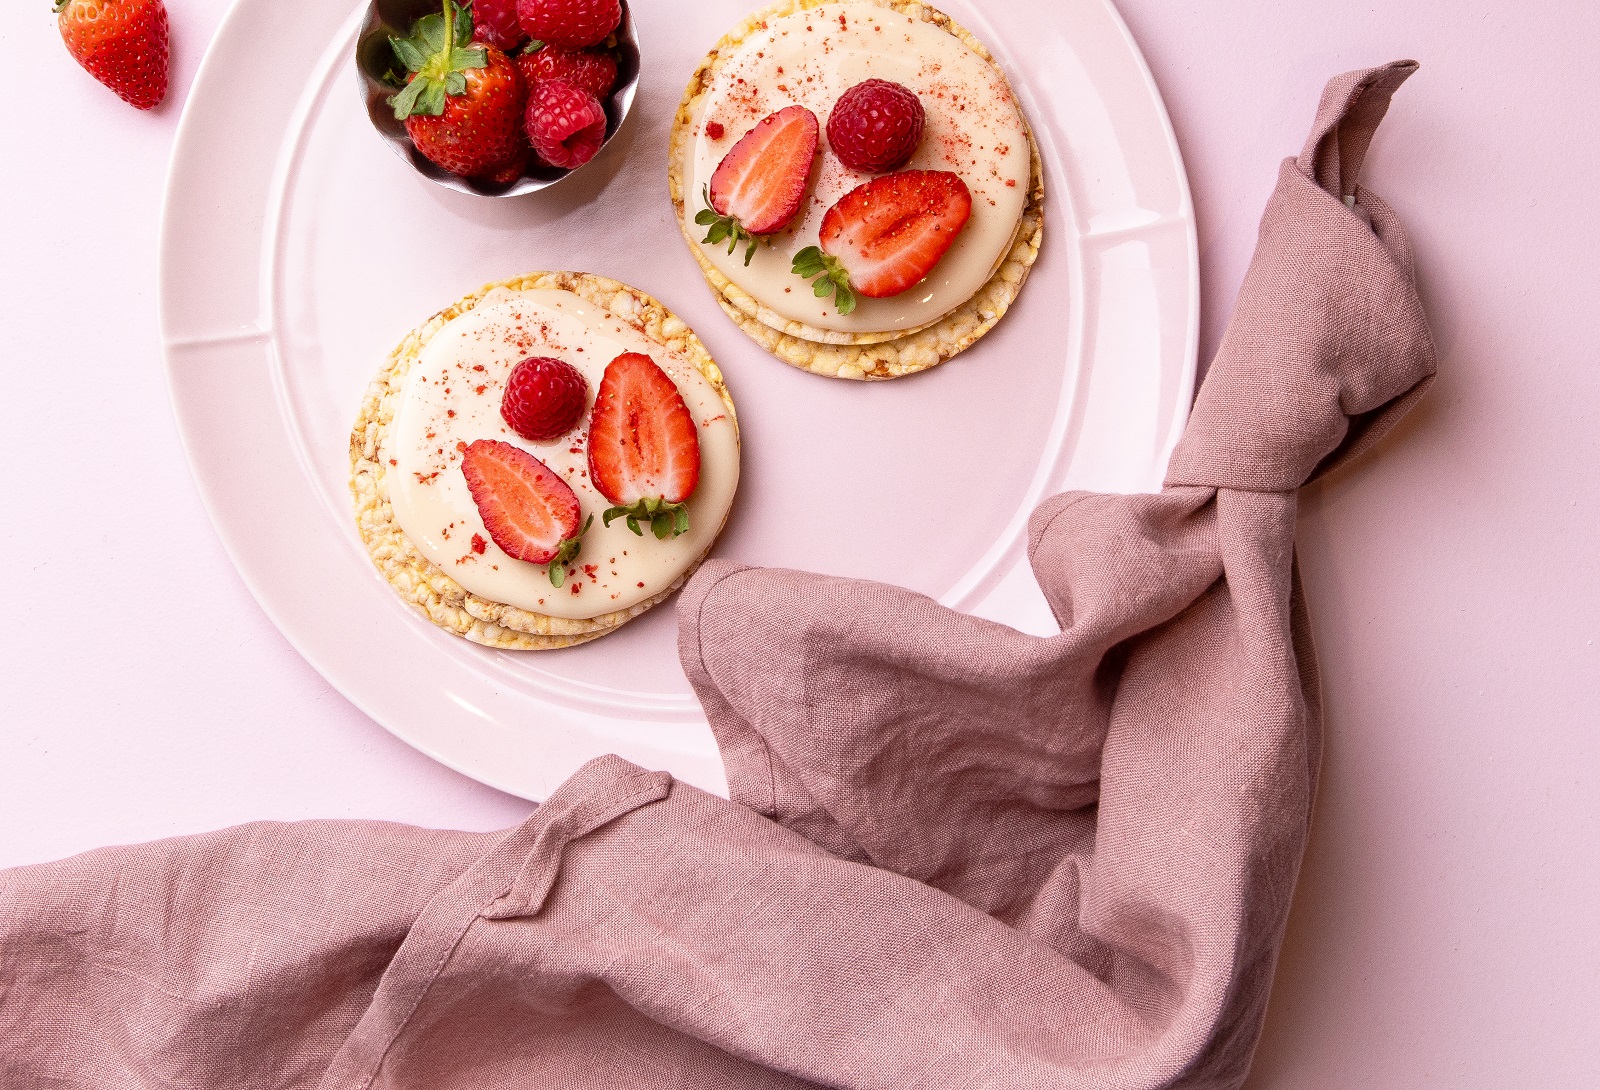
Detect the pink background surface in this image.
<box><xmin>1</xmin><ymin>0</ymin><xmax>1595</xmax><ymax>1085</ymax></box>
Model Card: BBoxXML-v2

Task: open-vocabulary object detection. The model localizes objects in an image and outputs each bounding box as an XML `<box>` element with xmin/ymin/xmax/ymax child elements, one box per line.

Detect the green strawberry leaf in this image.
<box><xmin>416</xmin><ymin>11</ymin><xmax>447</xmax><ymax>53</ymax></box>
<box><xmin>388</xmin><ymin>76</ymin><xmax>428</xmax><ymax>119</ymax></box>
<box><xmin>791</xmin><ymin>246</ymin><xmax>825</xmax><ymax>277</ymax></box>
<box><xmin>698</xmin><ymin>186</ymin><xmax>763</xmax><ymax>267</ymax></box>
<box><xmin>603</xmin><ymin>498</ymin><xmax>691</xmax><ymax>540</ymax></box>
<box><xmin>547</xmin><ymin>515</ymin><xmax>593</xmax><ymax>588</ymax></box>
<box><xmin>416</xmin><ymin>79</ymin><xmax>447</xmax><ymax>116</ymax></box>
<box><xmin>791</xmin><ymin>247</ymin><xmax>857</xmax><ymax>316</ymax></box>
<box><xmin>385</xmin><ymin>0</ymin><xmax>486</xmax><ymax>120</ymax></box>
<box><xmin>833</xmin><ymin>275</ymin><xmax>858</xmax><ymax>316</ymax></box>
<box><xmin>390</xmin><ymin>36</ymin><xmax>428</xmax><ymax>72</ymax></box>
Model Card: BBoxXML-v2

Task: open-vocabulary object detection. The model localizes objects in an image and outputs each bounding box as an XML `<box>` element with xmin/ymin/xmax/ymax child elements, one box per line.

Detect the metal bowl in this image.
<box><xmin>355</xmin><ymin>0</ymin><xmax>641</xmax><ymax>197</ymax></box>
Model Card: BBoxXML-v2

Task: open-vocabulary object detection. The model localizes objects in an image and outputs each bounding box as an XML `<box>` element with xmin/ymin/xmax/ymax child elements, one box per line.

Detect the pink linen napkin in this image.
<box><xmin>0</xmin><ymin>62</ymin><xmax>1433</xmax><ymax>1089</ymax></box>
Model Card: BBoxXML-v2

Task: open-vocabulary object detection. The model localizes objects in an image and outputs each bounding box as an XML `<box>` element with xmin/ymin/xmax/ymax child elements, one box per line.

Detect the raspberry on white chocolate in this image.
<box><xmin>500</xmin><ymin>356</ymin><xmax>589</xmax><ymax>440</ymax></box>
<box><xmin>825</xmin><ymin>78</ymin><xmax>926</xmax><ymax>173</ymax></box>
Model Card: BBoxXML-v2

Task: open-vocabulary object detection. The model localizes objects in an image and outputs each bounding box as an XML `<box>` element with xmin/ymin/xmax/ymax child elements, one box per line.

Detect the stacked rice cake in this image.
<box><xmin>669</xmin><ymin>0</ymin><xmax>1044</xmax><ymax>380</ymax></box>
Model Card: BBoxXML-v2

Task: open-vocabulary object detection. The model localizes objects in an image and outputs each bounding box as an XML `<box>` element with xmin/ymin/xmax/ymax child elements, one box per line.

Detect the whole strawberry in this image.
<box><xmin>516</xmin><ymin>0</ymin><xmax>620</xmax><ymax>49</ymax></box>
<box><xmin>517</xmin><ymin>44</ymin><xmax>616</xmax><ymax>101</ymax></box>
<box><xmin>56</xmin><ymin>0</ymin><xmax>169</xmax><ymax>110</ymax></box>
<box><xmin>390</xmin><ymin>0</ymin><xmax>528</xmax><ymax>179</ymax></box>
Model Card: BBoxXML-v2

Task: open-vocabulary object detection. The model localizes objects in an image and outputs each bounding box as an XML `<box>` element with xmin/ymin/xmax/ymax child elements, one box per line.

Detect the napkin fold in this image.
<box><xmin>0</xmin><ymin>63</ymin><xmax>1434</xmax><ymax>1090</ymax></box>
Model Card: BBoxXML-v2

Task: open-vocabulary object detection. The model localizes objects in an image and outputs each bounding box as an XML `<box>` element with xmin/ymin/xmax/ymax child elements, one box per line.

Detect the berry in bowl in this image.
<box><xmin>355</xmin><ymin>0</ymin><xmax>641</xmax><ymax>196</ymax></box>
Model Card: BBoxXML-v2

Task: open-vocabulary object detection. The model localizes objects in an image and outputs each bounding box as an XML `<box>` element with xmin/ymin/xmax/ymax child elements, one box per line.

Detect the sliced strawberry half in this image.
<box><xmin>792</xmin><ymin>169</ymin><xmax>973</xmax><ymax>315</ymax></box>
<box><xmin>460</xmin><ymin>439</ymin><xmax>591</xmax><ymax>585</ymax></box>
<box><xmin>695</xmin><ymin>105</ymin><xmax>819</xmax><ymax>265</ymax></box>
<box><xmin>587</xmin><ymin>353</ymin><xmax>701</xmax><ymax>539</ymax></box>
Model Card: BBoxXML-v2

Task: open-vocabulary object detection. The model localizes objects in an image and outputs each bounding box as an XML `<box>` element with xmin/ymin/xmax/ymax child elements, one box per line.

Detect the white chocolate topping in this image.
<box><xmin>684</xmin><ymin>2</ymin><xmax>1031</xmax><ymax>334</ymax></box>
<box><xmin>386</xmin><ymin>288</ymin><xmax>738</xmax><ymax>619</ymax></box>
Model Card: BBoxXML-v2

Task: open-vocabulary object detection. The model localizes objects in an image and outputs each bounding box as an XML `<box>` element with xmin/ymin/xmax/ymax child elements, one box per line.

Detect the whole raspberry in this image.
<box><xmin>826</xmin><ymin>79</ymin><xmax>926</xmax><ymax>173</ymax></box>
<box><xmin>524</xmin><ymin>78</ymin><xmax>607</xmax><ymax>169</ymax></box>
<box><xmin>501</xmin><ymin>357</ymin><xmax>589</xmax><ymax>441</ymax></box>
<box><xmin>515</xmin><ymin>0</ymin><xmax>620</xmax><ymax>48</ymax></box>
<box><xmin>471</xmin><ymin>0</ymin><xmax>527</xmax><ymax>51</ymax></box>
<box><xmin>517</xmin><ymin>45</ymin><xmax>617</xmax><ymax>101</ymax></box>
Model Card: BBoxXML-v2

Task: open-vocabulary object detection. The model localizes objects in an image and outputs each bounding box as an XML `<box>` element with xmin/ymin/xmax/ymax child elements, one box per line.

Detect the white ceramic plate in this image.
<box><xmin>159</xmin><ymin>0</ymin><xmax>1197</xmax><ymax>801</ymax></box>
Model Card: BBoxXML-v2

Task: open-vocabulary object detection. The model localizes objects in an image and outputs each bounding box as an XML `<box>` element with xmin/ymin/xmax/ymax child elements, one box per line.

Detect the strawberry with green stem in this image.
<box><xmin>461</xmin><ymin>439</ymin><xmax>592</xmax><ymax>588</ymax></box>
<box><xmin>389</xmin><ymin>0</ymin><xmax>527</xmax><ymax>179</ymax></box>
<box><xmin>587</xmin><ymin>353</ymin><xmax>701</xmax><ymax>540</ymax></box>
<box><xmin>792</xmin><ymin>169</ymin><xmax>972</xmax><ymax>317</ymax></box>
<box><xmin>55</xmin><ymin>0</ymin><xmax>169</xmax><ymax>110</ymax></box>
<box><xmin>695</xmin><ymin>105</ymin><xmax>818</xmax><ymax>267</ymax></box>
